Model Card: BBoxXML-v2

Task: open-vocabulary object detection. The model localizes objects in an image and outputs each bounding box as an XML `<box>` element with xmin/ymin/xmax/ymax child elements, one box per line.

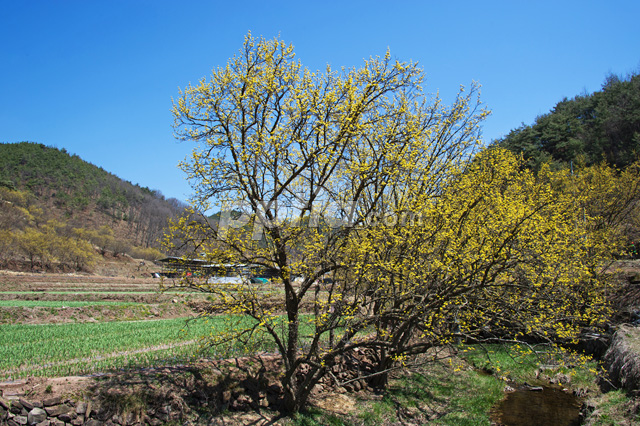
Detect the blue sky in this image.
<box><xmin>1</xmin><ymin>0</ymin><xmax>639</xmax><ymax>202</ymax></box>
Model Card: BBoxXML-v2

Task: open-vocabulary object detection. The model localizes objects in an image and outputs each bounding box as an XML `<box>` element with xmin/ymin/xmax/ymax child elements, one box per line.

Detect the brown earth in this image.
<box><xmin>0</xmin><ymin>303</ymin><xmax>195</xmax><ymax>324</ymax></box>
<box><xmin>0</xmin><ymin>265</ymin><xmax>204</xmax><ymax>323</ymax></box>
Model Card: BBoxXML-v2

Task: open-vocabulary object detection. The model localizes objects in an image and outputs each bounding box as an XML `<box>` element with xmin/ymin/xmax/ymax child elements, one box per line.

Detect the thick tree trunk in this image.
<box><xmin>282</xmin><ymin>378</ymin><xmax>299</xmax><ymax>413</ymax></box>
<box><xmin>368</xmin><ymin>349</ymin><xmax>391</xmax><ymax>389</ymax></box>
<box><xmin>281</xmin><ymin>363</ymin><xmax>323</xmax><ymax>413</ymax></box>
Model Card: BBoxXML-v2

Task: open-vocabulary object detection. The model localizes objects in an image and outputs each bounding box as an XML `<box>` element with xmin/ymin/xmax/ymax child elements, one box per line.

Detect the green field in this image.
<box><xmin>0</xmin><ymin>317</ymin><xmax>237</xmax><ymax>379</ymax></box>
<box><xmin>0</xmin><ymin>300</ymin><xmax>140</xmax><ymax>307</ymax></box>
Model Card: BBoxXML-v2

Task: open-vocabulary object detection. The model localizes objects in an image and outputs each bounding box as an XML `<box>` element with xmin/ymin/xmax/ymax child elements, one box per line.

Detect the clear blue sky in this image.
<box><xmin>2</xmin><ymin>0</ymin><xmax>639</xmax><ymax>202</ymax></box>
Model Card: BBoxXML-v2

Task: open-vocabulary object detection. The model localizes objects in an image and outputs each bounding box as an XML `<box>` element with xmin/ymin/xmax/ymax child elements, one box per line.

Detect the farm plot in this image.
<box><xmin>0</xmin><ymin>316</ymin><xmax>248</xmax><ymax>380</ymax></box>
<box><xmin>0</xmin><ymin>272</ymin><xmax>293</xmax><ymax>382</ymax></box>
<box><xmin>0</xmin><ymin>290</ymin><xmax>207</xmax><ymax>303</ymax></box>
<box><xmin>0</xmin><ymin>273</ymin><xmax>210</xmax><ymax>324</ymax></box>
<box><xmin>0</xmin><ymin>272</ymin><xmax>164</xmax><ymax>292</ymax></box>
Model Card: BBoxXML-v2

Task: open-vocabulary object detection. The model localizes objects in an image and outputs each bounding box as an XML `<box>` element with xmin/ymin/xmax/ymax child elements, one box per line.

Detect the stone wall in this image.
<box><xmin>0</xmin><ymin>394</ymin><xmax>180</xmax><ymax>426</ymax></box>
<box><xmin>0</xmin><ymin>349</ymin><xmax>382</xmax><ymax>425</ymax></box>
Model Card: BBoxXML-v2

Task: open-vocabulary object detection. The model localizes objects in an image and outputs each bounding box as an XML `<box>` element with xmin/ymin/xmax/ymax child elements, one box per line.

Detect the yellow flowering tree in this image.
<box><xmin>347</xmin><ymin>148</ymin><xmax>614</xmax><ymax>386</ymax></box>
<box><xmin>167</xmin><ymin>33</ymin><xmax>611</xmax><ymax>412</ymax></box>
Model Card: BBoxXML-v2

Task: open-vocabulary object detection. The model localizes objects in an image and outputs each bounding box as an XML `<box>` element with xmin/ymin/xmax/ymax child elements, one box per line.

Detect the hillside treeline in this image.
<box><xmin>494</xmin><ymin>72</ymin><xmax>640</xmax><ymax>246</ymax></box>
<box><xmin>0</xmin><ymin>142</ymin><xmax>187</xmax><ymax>247</ymax></box>
<box><xmin>495</xmin><ymin>73</ymin><xmax>640</xmax><ymax>171</ymax></box>
<box><xmin>0</xmin><ymin>142</ymin><xmax>188</xmax><ymax>270</ymax></box>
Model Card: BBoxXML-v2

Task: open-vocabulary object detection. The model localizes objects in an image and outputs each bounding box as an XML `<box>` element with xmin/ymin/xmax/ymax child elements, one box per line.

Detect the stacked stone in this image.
<box><xmin>0</xmin><ymin>349</ymin><xmax>384</xmax><ymax>423</ymax></box>
<box><xmin>301</xmin><ymin>347</ymin><xmax>379</xmax><ymax>394</ymax></box>
<box><xmin>0</xmin><ymin>395</ymin><xmax>97</xmax><ymax>426</ymax></box>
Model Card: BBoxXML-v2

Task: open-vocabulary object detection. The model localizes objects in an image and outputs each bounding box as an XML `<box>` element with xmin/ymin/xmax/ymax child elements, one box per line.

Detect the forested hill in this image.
<box><xmin>494</xmin><ymin>73</ymin><xmax>640</xmax><ymax>171</ymax></box>
<box><xmin>0</xmin><ymin>142</ymin><xmax>186</xmax><ymax>255</ymax></box>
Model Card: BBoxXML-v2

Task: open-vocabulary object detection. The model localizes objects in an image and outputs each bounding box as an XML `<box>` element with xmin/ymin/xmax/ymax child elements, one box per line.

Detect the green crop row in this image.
<box><xmin>0</xmin><ymin>316</ymin><xmax>279</xmax><ymax>380</ymax></box>
<box><xmin>0</xmin><ymin>300</ymin><xmax>140</xmax><ymax>307</ymax></box>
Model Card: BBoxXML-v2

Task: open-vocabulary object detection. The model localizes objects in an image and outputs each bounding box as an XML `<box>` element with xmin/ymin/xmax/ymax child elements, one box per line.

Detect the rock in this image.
<box><xmin>13</xmin><ymin>415</ymin><xmax>28</xmax><ymax>425</ymax></box>
<box><xmin>10</xmin><ymin>401</ymin><xmax>24</xmax><ymax>414</ymax></box>
<box><xmin>71</xmin><ymin>415</ymin><xmax>84</xmax><ymax>426</ymax></box>
<box><xmin>0</xmin><ymin>396</ymin><xmax>10</xmax><ymax>409</ymax></box>
<box><xmin>44</xmin><ymin>404</ymin><xmax>71</xmax><ymax>417</ymax></box>
<box><xmin>42</xmin><ymin>397</ymin><xmax>61</xmax><ymax>407</ymax></box>
<box><xmin>58</xmin><ymin>410</ymin><xmax>77</xmax><ymax>422</ymax></box>
<box><xmin>85</xmin><ymin>419</ymin><xmax>104</xmax><ymax>426</ymax></box>
<box><xmin>19</xmin><ymin>399</ymin><xmax>34</xmax><ymax>411</ymax></box>
<box><xmin>75</xmin><ymin>401</ymin><xmax>87</xmax><ymax>415</ymax></box>
<box><xmin>231</xmin><ymin>394</ymin><xmax>252</xmax><ymax>411</ymax></box>
<box><xmin>27</xmin><ymin>407</ymin><xmax>47</xmax><ymax>425</ymax></box>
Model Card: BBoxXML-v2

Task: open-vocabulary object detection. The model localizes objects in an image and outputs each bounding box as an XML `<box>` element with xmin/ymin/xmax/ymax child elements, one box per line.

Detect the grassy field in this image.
<box><xmin>0</xmin><ymin>273</ymin><xmax>294</xmax><ymax>381</ymax></box>
<box><xmin>1</xmin><ymin>317</ymin><xmax>216</xmax><ymax>380</ymax></box>
<box><xmin>0</xmin><ymin>273</ymin><xmax>208</xmax><ymax>379</ymax></box>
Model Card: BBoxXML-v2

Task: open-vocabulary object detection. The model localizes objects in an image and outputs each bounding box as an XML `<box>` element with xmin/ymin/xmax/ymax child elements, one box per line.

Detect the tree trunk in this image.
<box><xmin>280</xmin><ymin>363</ymin><xmax>323</xmax><ymax>413</ymax></box>
<box><xmin>368</xmin><ymin>349</ymin><xmax>391</xmax><ymax>389</ymax></box>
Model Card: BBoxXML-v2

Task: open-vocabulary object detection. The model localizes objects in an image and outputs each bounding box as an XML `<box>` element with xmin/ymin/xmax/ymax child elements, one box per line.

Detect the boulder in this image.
<box><xmin>27</xmin><ymin>407</ymin><xmax>47</xmax><ymax>425</ymax></box>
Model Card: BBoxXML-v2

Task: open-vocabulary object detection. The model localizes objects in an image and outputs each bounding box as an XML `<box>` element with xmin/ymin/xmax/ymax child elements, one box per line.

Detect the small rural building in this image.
<box><xmin>155</xmin><ymin>257</ymin><xmax>278</xmax><ymax>280</ymax></box>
